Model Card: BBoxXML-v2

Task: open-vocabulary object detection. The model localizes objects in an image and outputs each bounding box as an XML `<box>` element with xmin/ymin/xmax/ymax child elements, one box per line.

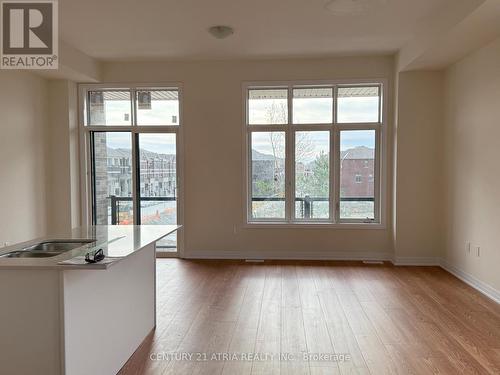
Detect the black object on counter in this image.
<box><xmin>85</xmin><ymin>248</ymin><xmax>105</xmax><ymax>263</ymax></box>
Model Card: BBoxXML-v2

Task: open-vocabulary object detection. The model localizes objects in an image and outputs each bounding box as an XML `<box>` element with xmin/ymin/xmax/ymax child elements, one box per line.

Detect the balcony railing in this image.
<box><xmin>109</xmin><ymin>195</ymin><xmax>375</xmax><ymax>223</ymax></box>
<box><xmin>109</xmin><ymin>196</ymin><xmax>176</xmax><ymax>225</ymax></box>
<box><xmin>109</xmin><ymin>195</ymin><xmax>177</xmax><ymax>249</ymax></box>
<box><xmin>252</xmin><ymin>196</ymin><xmax>374</xmax><ymax>219</ymax></box>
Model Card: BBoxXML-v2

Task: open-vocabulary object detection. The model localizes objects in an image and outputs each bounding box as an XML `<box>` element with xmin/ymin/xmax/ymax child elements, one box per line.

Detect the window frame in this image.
<box><xmin>242</xmin><ymin>79</ymin><xmax>387</xmax><ymax>228</ymax></box>
<box><xmin>78</xmin><ymin>83</ymin><xmax>184</xmax><ymax>252</ymax></box>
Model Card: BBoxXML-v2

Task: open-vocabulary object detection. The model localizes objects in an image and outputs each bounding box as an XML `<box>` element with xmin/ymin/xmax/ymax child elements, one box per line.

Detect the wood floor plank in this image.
<box><xmin>297</xmin><ymin>266</ymin><xmax>340</xmax><ymax>374</ymax></box>
<box><xmin>251</xmin><ymin>264</ymin><xmax>282</xmax><ymax>375</ymax></box>
<box><xmin>391</xmin><ymin>267</ymin><xmax>497</xmax><ymax>374</ymax></box>
<box><xmin>281</xmin><ymin>265</ymin><xmax>310</xmax><ymax>375</ymax></box>
<box><xmin>117</xmin><ymin>260</ymin><xmax>500</xmax><ymax>375</ymax></box>
<box><xmin>324</xmin><ymin>267</ymin><xmax>404</xmax><ymax>374</ymax></box>
<box><xmin>316</xmin><ymin>287</ymin><xmax>370</xmax><ymax>374</ymax></box>
<box><xmin>119</xmin><ymin>262</ymin><xmax>233</xmax><ymax>375</ymax></box>
<box><xmin>221</xmin><ymin>265</ymin><xmax>266</xmax><ymax>375</ymax></box>
<box><xmin>418</xmin><ymin>267</ymin><xmax>500</xmax><ymax>319</ymax></box>
<box><xmin>161</xmin><ymin>262</ymin><xmax>240</xmax><ymax>375</ymax></box>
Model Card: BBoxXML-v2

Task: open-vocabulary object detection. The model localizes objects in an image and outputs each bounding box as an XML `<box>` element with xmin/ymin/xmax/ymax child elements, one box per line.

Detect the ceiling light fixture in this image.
<box><xmin>208</xmin><ymin>25</ymin><xmax>234</xmax><ymax>39</ymax></box>
<box><xmin>325</xmin><ymin>0</ymin><xmax>387</xmax><ymax>16</ymax></box>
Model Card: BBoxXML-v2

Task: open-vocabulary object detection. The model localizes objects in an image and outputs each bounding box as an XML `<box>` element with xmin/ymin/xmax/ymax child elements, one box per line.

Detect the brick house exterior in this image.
<box><xmin>340</xmin><ymin>146</ymin><xmax>374</xmax><ymax>198</ymax></box>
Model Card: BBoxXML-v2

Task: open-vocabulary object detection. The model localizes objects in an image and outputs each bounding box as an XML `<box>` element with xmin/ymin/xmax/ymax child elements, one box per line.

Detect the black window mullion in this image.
<box><xmin>134</xmin><ymin>132</ymin><xmax>141</xmax><ymax>225</ymax></box>
<box><xmin>90</xmin><ymin>132</ymin><xmax>97</xmax><ymax>225</ymax></box>
<box><xmin>131</xmin><ymin>89</ymin><xmax>140</xmax><ymax>225</ymax></box>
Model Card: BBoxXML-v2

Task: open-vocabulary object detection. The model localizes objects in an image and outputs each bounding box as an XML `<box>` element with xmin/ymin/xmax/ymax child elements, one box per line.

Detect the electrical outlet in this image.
<box><xmin>475</xmin><ymin>246</ymin><xmax>481</xmax><ymax>257</ymax></box>
<box><xmin>466</xmin><ymin>242</ymin><xmax>471</xmax><ymax>254</ymax></box>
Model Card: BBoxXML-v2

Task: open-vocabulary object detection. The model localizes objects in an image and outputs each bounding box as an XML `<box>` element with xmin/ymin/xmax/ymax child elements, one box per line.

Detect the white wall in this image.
<box><xmin>443</xmin><ymin>36</ymin><xmax>500</xmax><ymax>292</ymax></box>
<box><xmin>0</xmin><ymin>71</ymin><xmax>50</xmax><ymax>245</ymax></box>
<box><xmin>47</xmin><ymin>80</ymin><xmax>81</xmax><ymax>234</ymax></box>
<box><xmin>394</xmin><ymin>71</ymin><xmax>444</xmax><ymax>263</ymax></box>
<box><xmin>102</xmin><ymin>56</ymin><xmax>395</xmax><ymax>259</ymax></box>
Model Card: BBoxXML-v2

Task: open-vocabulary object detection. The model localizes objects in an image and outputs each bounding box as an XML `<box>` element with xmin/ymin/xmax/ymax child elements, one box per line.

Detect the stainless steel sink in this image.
<box><xmin>22</xmin><ymin>240</ymin><xmax>95</xmax><ymax>252</ymax></box>
<box><xmin>0</xmin><ymin>251</ymin><xmax>63</xmax><ymax>258</ymax></box>
<box><xmin>0</xmin><ymin>240</ymin><xmax>95</xmax><ymax>258</ymax></box>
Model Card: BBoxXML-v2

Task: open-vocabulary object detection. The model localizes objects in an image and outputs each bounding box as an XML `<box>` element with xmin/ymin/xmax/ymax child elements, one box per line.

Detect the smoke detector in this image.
<box><xmin>325</xmin><ymin>0</ymin><xmax>387</xmax><ymax>16</ymax></box>
<box><xmin>208</xmin><ymin>25</ymin><xmax>234</xmax><ymax>39</ymax></box>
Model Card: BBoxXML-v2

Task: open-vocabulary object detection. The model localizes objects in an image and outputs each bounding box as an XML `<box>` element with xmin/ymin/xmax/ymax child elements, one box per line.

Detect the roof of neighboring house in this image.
<box><xmin>106</xmin><ymin>148</ymin><xmax>130</xmax><ymax>158</ymax></box>
<box><xmin>107</xmin><ymin>148</ymin><xmax>175</xmax><ymax>159</ymax></box>
<box><xmin>341</xmin><ymin>146</ymin><xmax>374</xmax><ymax>160</ymax></box>
<box><xmin>139</xmin><ymin>149</ymin><xmax>175</xmax><ymax>159</ymax></box>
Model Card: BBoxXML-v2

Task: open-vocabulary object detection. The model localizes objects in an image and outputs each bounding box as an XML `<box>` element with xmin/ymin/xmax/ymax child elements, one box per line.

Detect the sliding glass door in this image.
<box><xmin>91</xmin><ymin>132</ymin><xmax>133</xmax><ymax>225</ymax></box>
<box><xmin>82</xmin><ymin>85</ymin><xmax>182</xmax><ymax>254</ymax></box>
<box><xmin>138</xmin><ymin>133</ymin><xmax>177</xmax><ymax>250</ymax></box>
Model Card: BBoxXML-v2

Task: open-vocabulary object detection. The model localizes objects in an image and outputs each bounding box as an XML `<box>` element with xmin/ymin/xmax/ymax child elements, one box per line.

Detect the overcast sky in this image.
<box><xmin>98</xmin><ymin>96</ymin><xmax>377</xmax><ymax>155</ymax></box>
<box><xmin>250</xmin><ymin>96</ymin><xmax>378</xmax><ymax>156</ymax></box>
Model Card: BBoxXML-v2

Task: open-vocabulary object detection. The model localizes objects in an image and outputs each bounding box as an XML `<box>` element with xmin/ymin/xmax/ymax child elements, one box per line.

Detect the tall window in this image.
<box><xmin>80</xmin><ymin>85</ymin><xmax>182</xmax><ymax>252</ymax></box>
<box><xmin>245</xmin><ymin>82</ymin><xmax>384</xmax><ymax>224</ymax></box>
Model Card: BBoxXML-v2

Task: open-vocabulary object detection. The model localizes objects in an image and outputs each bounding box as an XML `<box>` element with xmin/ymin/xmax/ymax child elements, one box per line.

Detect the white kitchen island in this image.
<box><xmin>0</xmin><ymin>225</ymin><xmax>179</xmax><ymax>375</ymax></box>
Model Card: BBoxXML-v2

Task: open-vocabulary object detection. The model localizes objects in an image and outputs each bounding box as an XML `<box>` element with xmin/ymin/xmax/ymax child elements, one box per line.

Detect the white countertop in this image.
<box><xmin>0</xmin><ymin>225</ymin><xmax>180</xmax><ymax>270</ymax></box>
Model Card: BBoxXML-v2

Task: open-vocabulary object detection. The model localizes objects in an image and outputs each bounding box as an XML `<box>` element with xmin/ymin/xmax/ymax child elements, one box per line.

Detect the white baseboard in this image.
<box><xmin>391</xmin><ymin>256</ymin><xmax>440</xmax><ymax>266</ymax></box>
<box><xmin>184</xmin><ymin>252</ymin><xmax>441</xmax><ymax>265</ymax></box>
<box><xmin>180</xmin><ymin>251</ymin><xmax>498</xmax><ymax>305</ymax></box>
<box><xmin>440</xmin><ymin>260</ymin><xmax>500</xmax><ymax>304</ymax></box>
<box><xmin>183</xmin><ymin>250</ymin><xmax>392</xmax><ymax>262</ymax></box>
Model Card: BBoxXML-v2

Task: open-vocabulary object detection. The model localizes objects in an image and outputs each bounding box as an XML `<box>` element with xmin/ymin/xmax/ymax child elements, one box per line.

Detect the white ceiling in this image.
<box><xmin>59</xmin><ymin>0</ymin><xmax>456</xmax><ymax>61</ymax></box>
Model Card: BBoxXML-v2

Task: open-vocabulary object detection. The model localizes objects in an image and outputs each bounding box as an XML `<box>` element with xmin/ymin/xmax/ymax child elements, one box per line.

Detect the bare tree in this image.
<box><xmin>263</xmin><ymin>101</ymin><xmax>315</xmax><ymax>196</ymax></box>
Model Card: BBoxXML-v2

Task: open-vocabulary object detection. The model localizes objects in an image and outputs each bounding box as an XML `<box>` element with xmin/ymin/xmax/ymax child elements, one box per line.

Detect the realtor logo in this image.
<box><xmin>1</xmin><ymin>1</ymin><xmax>58</xmax><ymax>69</ymax></box>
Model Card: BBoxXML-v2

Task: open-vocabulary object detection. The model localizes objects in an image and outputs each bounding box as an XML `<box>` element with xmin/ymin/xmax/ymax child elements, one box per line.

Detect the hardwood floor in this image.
<box><xmin>118</xmin><ymin>260</ymin><xmax>500</xmax><ymax>375</ymax></box>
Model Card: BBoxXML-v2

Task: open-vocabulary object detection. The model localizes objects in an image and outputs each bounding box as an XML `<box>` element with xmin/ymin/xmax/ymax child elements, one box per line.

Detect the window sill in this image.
<box><xmin>243</xmin><ymin>222</ymin><xmax>385</xmax><ymax>230</ymax></box>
